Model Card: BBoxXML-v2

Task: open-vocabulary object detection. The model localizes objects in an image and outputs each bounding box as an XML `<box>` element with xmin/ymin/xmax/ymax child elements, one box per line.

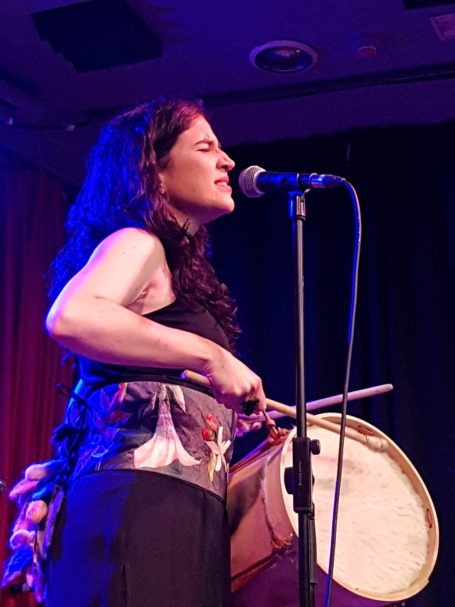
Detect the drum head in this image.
<box><xmin>279</xmin><ymin>416</ymin><xmax>439</xmax><ymax>604</ymax></box>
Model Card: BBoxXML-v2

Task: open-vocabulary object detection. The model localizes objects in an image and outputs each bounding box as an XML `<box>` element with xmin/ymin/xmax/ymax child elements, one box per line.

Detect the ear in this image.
<box><xmin>156</xmin><ymin>173</ymin><xmax>166</xmax><ymax>195</ymax></box>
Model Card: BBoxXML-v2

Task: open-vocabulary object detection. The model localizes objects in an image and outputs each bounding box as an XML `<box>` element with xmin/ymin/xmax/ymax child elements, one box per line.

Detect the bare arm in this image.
<box><xmin>47</xmin><ymin>228</ymin><xmax>215</xmax><ymax>369</ymax></box>
<box><xmin>46</xmin><ymin>228</ymin><xmax>265</xmax><ymax>413</ymax></box>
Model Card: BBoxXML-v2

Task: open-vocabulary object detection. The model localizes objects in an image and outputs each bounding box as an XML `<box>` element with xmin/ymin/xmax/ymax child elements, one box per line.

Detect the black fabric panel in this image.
<box><xmin>47</xmin><ymin>471</ymin><xmax>232</xmax><ymax>607</ymax></box>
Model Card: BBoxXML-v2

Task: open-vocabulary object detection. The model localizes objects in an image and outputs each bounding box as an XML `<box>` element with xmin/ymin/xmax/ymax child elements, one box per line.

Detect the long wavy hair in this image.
<box><xmin>49</xmin><ymin>98</ymin><xmax>239</xmax><ymax>348</ymax></box>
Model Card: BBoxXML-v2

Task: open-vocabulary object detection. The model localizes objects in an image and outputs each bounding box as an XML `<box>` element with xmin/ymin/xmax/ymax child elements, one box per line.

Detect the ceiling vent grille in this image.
<box><xmin>32</xmin><ymin>0</ymin><xmax>163</xmax><ymax>73</ymax></box>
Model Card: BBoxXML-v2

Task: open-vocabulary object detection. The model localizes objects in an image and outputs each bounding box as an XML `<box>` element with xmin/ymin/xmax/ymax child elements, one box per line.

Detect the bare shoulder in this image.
<box><xmin>92</xmin><ymin>227</ymin><xmax>166</xmax><ymax>266</ymax></box>
<box><xmin>57</xmin><ymin>227</ymin><xmax>173</xmax><ymax>310</ymax></box>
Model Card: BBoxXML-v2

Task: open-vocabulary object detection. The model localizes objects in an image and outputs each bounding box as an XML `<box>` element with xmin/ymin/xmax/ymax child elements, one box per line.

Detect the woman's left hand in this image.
<box><xmin>235</xmin><ymin>414</ymin><xmax>264</xmax><ymax>437</ymax></box>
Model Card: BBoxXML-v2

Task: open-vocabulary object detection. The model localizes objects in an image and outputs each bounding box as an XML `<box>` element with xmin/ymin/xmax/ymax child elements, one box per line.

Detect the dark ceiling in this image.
<box><xmin>1</xmin><ymin>0</ymin><xmax>455</xmax><ymax>185</ymax></box>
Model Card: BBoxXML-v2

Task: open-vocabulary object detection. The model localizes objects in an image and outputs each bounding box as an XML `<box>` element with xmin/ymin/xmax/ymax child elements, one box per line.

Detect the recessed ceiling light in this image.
<box><xmin>356</xmin><ymin>44</ymin><xmax>378</xmax><ymax>59</ymax></box>
<box><xmin>250</xmin><ymin>40</ymin><xmax>318</xmax><ymax>73</ymax></box>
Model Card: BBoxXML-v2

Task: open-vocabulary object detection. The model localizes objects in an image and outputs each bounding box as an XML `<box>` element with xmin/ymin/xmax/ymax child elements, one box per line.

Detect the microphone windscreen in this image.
<box><xmin>238</xmin><ymin>165</ymin><xmax>265</xmax><ymax>198</ymax></box>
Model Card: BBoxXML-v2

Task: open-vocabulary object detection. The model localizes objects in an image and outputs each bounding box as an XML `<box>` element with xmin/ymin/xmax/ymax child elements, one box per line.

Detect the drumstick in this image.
<box><xmin>267</xmin><ymin>383</ymin><xmax>393</xmax><ymax>416</ymax></box>
<box><xmin>308</xmin><ymin>384</ymin><xmax>393</xmax><ymax>410</ymax></box>
<box><xmin>226</xmin><ymin>383</ymin><xmax>393</xmax><ymax>422</ymax></box>
<box><xmin>182</xmin><ymin>370</ymin><xmax>388</xmax><ymax>452</ymax></box>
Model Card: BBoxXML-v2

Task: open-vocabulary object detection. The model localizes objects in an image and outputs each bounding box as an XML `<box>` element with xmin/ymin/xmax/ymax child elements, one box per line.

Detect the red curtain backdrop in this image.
<box><xmin>0</xmin><ymin>150</ymin><xmax>73</xmax><ymax>607</ymax></box>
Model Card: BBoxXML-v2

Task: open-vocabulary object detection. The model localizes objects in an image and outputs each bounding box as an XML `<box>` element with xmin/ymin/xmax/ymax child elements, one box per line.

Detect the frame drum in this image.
<box><xmin>229</xmin><ymin>414</ymin><xmax>439</xmax><ymax>607</ymax></box>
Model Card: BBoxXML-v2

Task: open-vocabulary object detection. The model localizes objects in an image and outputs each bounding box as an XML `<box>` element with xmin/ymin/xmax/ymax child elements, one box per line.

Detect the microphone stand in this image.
<box><xmin>288</xmin><ymin>191</ymin><xmax>320</xmax><ymax>607</ymax></box>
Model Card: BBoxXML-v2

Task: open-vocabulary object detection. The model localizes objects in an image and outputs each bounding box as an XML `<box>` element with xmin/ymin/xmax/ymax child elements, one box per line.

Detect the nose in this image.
<box><xmin>219</xmin><ymin>149</ymin><xmax>235</xmax><ymax>171</ymax></box>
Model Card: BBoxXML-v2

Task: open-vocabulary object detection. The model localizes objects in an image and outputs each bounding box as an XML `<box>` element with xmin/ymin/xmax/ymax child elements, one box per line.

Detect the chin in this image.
<box><xmin>217</xmin><ymin>198</ymin><xmax>235</xmax><ymax>217</ymax></box>
<box><xmin>201</xmin><ymin>202</ymin><xmax>235</xmax><ymax>226</ymax></box>
<box><xmin>211</xmin><ymin>194</ymin><xmax>235</xmax><ymax>213</ymax></box>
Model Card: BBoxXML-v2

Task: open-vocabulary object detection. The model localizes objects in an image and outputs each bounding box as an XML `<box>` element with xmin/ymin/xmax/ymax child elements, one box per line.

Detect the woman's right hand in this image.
<box><xmin>201</xmin><ymin>345</ymin><xmax>266</xmax><ymax>415</ymax></box>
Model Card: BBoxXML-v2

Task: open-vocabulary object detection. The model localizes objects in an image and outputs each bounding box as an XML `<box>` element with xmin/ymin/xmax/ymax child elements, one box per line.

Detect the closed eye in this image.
<box><xmin>195</xmin><ymin>138</ymin><xmax>221</xmax><ymax>152</ymax></box>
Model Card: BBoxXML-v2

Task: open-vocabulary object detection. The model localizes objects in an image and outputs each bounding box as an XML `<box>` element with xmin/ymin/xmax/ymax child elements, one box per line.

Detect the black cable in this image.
<box><xmin>323</xmin><ymin>181</ymin><xmax>362</xmax><ymax>607</ymax></box>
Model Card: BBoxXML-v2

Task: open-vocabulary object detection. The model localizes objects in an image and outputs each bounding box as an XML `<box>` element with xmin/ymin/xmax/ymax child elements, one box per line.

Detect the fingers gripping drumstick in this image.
<box><xmin>181</xmin><ymin>370</ymin><xmax>285</xmax><ymax>439</ymax></box>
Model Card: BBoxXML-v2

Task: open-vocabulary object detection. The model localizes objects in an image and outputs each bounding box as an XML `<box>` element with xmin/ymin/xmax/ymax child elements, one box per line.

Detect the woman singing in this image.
<box><xmin>4</xmin><ymin>98</ymin><xmax>266</xmax><ymax>607</ymax></box>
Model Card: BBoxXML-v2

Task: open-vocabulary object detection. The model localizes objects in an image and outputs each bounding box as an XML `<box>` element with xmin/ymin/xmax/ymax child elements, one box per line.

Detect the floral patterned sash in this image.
<box><xmin>71</xmin><ymin>380</ymin><xmax>237</xmax><ymax>501</ymax></box>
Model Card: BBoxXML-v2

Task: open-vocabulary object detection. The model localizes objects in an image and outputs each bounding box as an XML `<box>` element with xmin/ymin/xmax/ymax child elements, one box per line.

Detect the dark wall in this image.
<box><xmin>211</xmin><ymin>122</ymin><xmax>455</xmax><ymax>607</ymax></box>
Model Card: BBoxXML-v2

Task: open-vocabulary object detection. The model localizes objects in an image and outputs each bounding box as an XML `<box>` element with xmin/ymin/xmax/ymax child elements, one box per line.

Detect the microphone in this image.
<box><xmin>0</xmin><ymin>478</ymin><xmax>6</xmax><ymax>493</ymax></box>
<box><xmin>238</xmin><ymin>165</ymin><xmax>345</xmax><ymax>198</ymax></box>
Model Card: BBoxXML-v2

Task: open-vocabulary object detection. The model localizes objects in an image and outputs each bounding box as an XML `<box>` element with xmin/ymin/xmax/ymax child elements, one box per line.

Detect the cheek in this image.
<box><xmin>167</xmin><ymin>167</ymin><xmax>210</xmax><ymax>203</ymax></box>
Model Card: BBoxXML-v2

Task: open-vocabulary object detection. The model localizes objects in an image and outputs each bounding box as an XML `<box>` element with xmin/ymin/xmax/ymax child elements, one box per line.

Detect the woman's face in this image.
<box><xmin>158</xmin><ymin>115</ymin><xmax>235</xmax><ymax>231</ymax></box>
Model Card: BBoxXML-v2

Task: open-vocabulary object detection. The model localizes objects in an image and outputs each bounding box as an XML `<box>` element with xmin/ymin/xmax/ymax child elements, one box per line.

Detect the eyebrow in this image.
<box><xmin>195</xmin><ymin>137</ymin><xmax>222</xmax><ymax>149</ymax></box>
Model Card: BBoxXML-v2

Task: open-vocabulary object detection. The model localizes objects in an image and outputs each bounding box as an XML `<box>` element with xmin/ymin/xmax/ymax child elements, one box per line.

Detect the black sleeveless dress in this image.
<box><xmin>46</xmin><ymin>299</ymin><xmax>236</xmax><ymax>607</ymax></box>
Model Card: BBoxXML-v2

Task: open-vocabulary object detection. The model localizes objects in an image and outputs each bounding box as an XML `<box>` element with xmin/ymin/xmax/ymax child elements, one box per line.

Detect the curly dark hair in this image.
<box><xmin>49</xmin><ymin>98</ymin><xmax>239</xmax><ymax>348</ymax></box>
